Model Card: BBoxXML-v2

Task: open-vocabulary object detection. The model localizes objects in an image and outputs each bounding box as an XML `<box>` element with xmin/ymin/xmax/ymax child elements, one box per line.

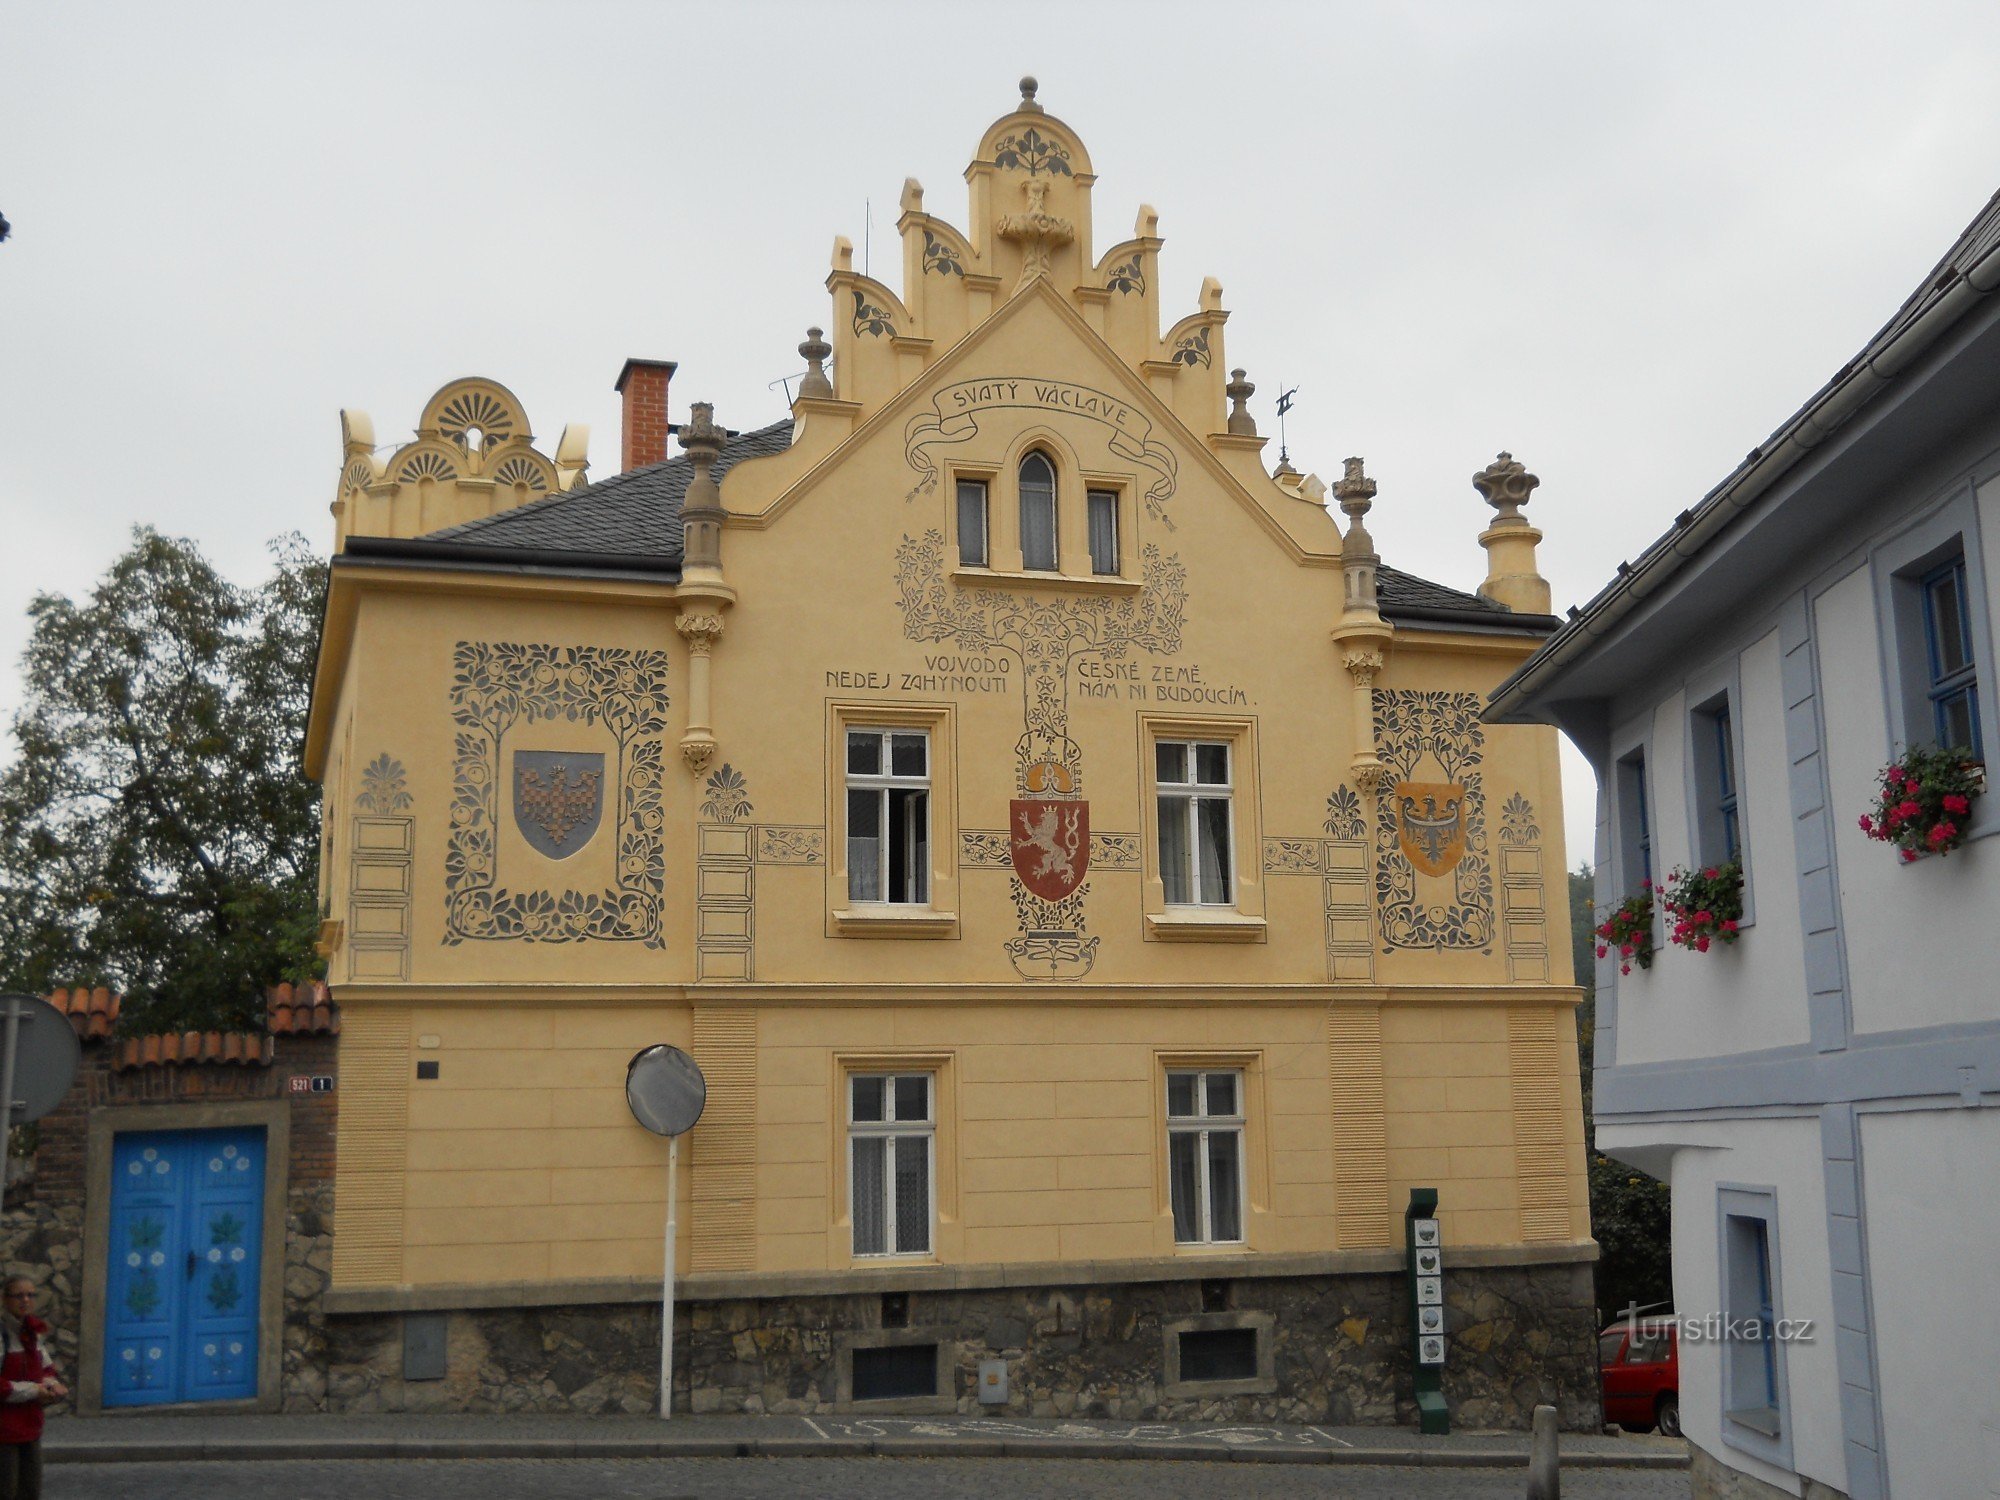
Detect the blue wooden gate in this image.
<box><xmin>103</xmin><ymin>1127</ymin><xmax>265</xmax><ymax>1406</ymax></box>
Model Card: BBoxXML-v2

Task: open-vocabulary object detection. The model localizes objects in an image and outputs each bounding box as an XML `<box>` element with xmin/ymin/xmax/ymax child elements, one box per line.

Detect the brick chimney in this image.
<box><xmin>614</xmin><ymin>358</ymin><xmax>677</xmax><ymax>471</ymax></box>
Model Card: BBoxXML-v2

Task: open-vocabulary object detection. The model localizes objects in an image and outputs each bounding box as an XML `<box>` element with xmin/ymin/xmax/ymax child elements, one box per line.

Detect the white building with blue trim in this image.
<box><xmin>1491</xmin><ymin>188</ymin><xmax>2000</xmax><ymax>1500</ymax></box>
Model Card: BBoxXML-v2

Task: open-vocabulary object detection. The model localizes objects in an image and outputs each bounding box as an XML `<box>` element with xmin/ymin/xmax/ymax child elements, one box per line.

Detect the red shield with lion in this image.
<box><xmin>1010</xmin><ymin>798</ymin><xmax>1089</xmax><ymax>901</ymax></box>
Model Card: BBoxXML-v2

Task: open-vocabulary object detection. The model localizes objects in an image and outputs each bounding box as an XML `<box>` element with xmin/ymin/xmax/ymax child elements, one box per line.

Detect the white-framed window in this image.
<box><xmin>955</xmin><ymin>477</ymin><xmax>989</xmax><ymax>569</ymax></box>
<box><xmin>1019</xmin><ymin>451</ymin><xmax>1058</xmax><ymax>571</ymax></box>
<box><xmin>846</xmin><ymin>728</ymin><xmax>929</xmax><ymax>904</ymax></box>
<box><xmin>1087</xmin><ymin>488</ymin><xmax>1120</xmax><ymax>576</ymax></box>
<box><xmin>1166</xmin><ymin>1069</ymin><xmax>1244</xmax><ymax>1244</ymax></box>
<box><xmin>849</xmin><ymin>1072</ymin><xmax>933</xmax><ymax>1258</ymax></box>
<box><xmin>1156</xmin><ymin>740</ymin><xmax>1233</xmax><ymax>905</ymax></box>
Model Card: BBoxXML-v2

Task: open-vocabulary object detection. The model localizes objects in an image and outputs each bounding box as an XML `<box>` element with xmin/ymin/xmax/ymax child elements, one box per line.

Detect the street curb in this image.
<box><xmin>45</xmin><ymin>1434</ymin><xmax>1691</xmax><ymax>1470</ymax></box>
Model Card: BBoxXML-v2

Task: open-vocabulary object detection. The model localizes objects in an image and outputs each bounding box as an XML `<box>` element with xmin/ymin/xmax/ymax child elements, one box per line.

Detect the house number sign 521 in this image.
<box><xmin>287</xmin><ymin>1076</ymin><xmax>335</xmax><ymax>1094</ymax></box>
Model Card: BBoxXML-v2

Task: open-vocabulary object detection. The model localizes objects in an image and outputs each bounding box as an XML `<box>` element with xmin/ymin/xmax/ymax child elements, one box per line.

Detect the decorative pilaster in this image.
<box><xmin>1331</xmin><ymin>457</ymin><xmax>1394</xmax><ymax>799</ymax></box>
<box><xmin>674</xmin><ymin>404</ymin><xmax>736</xmax><ymax>775</ymax></box>
<box><xmin>676</xmin><ymin>613</ymin><xmax>724</xmax><ymax>775</ymax></box>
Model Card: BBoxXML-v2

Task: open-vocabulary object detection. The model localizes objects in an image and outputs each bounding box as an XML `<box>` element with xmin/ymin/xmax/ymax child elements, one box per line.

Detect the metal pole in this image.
<box><xmin>0</xmin><ymin>997</ymin><xmax>22</xmax><ymax>1156</ymax></box>
<box><xmin>660</xmin><ymin>1132</ymin><xmax>678</xmax><ymax>1419</ymax></box>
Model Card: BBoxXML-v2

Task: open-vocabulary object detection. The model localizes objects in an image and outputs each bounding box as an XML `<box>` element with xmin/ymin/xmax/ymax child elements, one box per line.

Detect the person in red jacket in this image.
<box><xmin>0</xmin><ymin>1277</ymin><xmax>64</xmax><ymax>1500</ymax></box>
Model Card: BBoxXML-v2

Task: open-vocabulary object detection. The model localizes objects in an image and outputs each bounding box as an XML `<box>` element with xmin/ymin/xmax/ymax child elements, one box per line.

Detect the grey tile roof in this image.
<box><xmin>413</xmin><ymin>418</ymin><xmax>1544</xmax><ymax>630</ymax></box>
<box><xmin>1376</xmin><ymin>564</ymin><xmax>1511</xmax><ymax>620</ymax></box>
<box><xmin>420</xmin><ymin>418</ymin><xmax>797</xmax><ymax>560</ymax></box>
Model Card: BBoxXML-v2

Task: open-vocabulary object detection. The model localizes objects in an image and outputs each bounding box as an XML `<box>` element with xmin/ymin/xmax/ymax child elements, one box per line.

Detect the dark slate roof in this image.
<box><xmin>1378</xmin><ymin>564</ymin><xmax>1553</xmax><ymax>632</ymax></box>
<box><xmin>418</xmin><ymin>418</ymin><xmax>797</xmax><ymax>562</ymax></box>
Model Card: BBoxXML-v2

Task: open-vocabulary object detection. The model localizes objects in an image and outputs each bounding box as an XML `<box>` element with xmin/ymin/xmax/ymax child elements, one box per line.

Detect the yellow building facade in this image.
<box><xmin>305</xmin><ymin>82</ymin><xmax>1595</xmax><ymax>1425</ymax></box>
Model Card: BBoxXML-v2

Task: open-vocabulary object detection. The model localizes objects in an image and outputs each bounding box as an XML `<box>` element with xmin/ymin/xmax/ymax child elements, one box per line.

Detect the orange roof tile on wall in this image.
<box><xmin>45</xmin><ymin>986</ymin><xmax>119</xmax><ymax>1040</ymax></box>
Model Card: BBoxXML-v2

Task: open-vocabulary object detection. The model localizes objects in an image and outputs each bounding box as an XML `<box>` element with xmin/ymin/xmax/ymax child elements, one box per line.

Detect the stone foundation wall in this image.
<box><xmin>0</xmin><ymin>1197</ymin><xmax>83</xmax><ymax>1413</ymax></box>
<box><xmin>1690</xmin><ymin>1441</ymin><xmax>1849</xmax><ymax>1500</ymax></box>
<box><xmin>315</xmin><ymin>1260</ymin><xmax>1601</xmax><ymax>1430</ymax></box>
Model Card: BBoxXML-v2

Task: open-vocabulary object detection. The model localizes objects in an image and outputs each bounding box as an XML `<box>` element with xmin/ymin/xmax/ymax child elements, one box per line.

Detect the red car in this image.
<box><xmin>1600</xmin><ymin>1319</ymin><xmax>1680</xmax><ymax>1436</ymax></box>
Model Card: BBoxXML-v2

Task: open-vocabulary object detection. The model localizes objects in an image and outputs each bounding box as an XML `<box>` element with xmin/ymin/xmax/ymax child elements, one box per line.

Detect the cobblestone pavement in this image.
<box><xmin>55</xmin><ymin>1456</ymin><xmax>1694</xmax><ymax>1499</ymax></box>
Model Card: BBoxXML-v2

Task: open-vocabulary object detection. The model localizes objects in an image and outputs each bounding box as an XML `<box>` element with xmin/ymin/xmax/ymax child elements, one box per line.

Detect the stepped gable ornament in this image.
<box><xmin>1472</xmin><ymin>451</ymin><xmax>1539</xmax><ymax>522</ymax></box>
<box><xmin>996</xmin><ymin>175</ymin><xmax>1075</xmax><ymax>291</ymax></box>
<box><xmin>513</xmin><ymin>752</ymin><xmax>604</xmax><ymax>859</ymax></box>
<box><xmin>1225</xmin><ymin>369</ymin><xmax>1258</xmax><ymax>436</ymax></box>
<box><xmin>796</xmin><ymin>328</ymin><xmax>833</xmax><ymax>400</ymax></box>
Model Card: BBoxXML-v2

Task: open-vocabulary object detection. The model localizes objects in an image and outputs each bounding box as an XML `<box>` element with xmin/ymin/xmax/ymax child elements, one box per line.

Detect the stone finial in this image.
<box><xmin>1334</xmin><ymin>456</ymin><xmax>1377</xmax><ymax>521</ymax></box>
<box><xmin>1474</xmin><ymin>449</ymin><xmax>1550</xmax><ymax>614</ymax></box>
<box><xmin>1018</xmin><ymin>76</ymin><xmax>1043</xmax><ymax>113</ymax></box>
<box><xmin>1225</xmin><ymin>369</ymin><xmax>1257</xmax><ymax>437</ymax></box>
<box><xmin>1473</xmin><ymin>450</ymin><xmax>1540</xmax><ymax>524</ymax></box>
<box><xmin>681</xmin><ymin>401</ymin><xmax>723</xmax><ymax>470</ymax></box>
<box><xmin>1335</xmin><ymin>457</ymin><xmax>1381</xmax><ymax>612</ymax></box>
<box><xmin>796</xmin><ymin>328</ymin><xmax>833</xmax><ymax>400</ymax></box>
<box><xmin>679</xmin><ymin>402</ymin><xmax>725</xmax><ymax>571</ymax></box>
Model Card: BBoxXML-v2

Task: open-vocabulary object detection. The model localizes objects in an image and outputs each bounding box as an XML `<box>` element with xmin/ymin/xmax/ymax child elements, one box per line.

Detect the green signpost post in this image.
<box><xmin>1405</xmin><ymin>1186</ymin><xmax>1449</xmax><ymax>1434</ymax></box>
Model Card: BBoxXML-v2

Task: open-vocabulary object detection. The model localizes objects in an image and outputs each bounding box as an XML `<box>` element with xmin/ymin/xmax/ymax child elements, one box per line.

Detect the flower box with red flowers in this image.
<box><xmin>1594</xmin><ymin>886</ymin><xmax>1655</xmax><ymax>976</ymax></box>
<box><xmin>1660</xmin><ymin>862</ymin><xmax>1743</xmax><ymax>954</ymax></box>
<box><xmin>1858</xmin><ymin>745</ymin><xmax>1984</xmax><ymax>862</ymax></box>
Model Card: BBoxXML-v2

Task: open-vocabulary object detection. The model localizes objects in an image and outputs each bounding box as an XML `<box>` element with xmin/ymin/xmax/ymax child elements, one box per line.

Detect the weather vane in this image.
<box><xmin>1275</xmin><ymin>385</ymin><xmax>1300</xmax><ymax>467</ymax></box>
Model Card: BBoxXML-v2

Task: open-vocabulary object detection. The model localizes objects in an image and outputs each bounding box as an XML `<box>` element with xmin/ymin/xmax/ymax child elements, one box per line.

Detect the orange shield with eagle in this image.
<box><xmin>1010</xmin><ymin>798</ymin><xmax>1089</xmax><ymax>901</ymax></box>
<box><xmin>1394</xmin><ymin>781</ymin><xmax>1466</xmax><ymax>877</ymax></box>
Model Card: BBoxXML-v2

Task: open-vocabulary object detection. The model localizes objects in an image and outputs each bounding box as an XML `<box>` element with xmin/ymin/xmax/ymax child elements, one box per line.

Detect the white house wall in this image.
<box><xmin>1860</xmin><ymin>1106</ymin><xmax>2000</xmax><ymax>1500</ymax></box>
<box><xmin>1581</xmin><ymin>412</ymin><xmax>2000</xmax><ymax>1500</ymax></box>
<box><xmin>1819</xmin><ymin>562</ymin><xmax>1997</xmax><ymax>1039</ymax></box>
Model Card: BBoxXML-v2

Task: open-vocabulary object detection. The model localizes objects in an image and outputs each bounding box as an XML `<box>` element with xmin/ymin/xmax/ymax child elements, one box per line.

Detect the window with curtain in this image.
<box><xmin>846</xmin><ymin>728</ymin><xmax>929</xmax><ymax>904</ymax></box>
<box><xmin>1087</xmin><ymin>489</ymin><xmax>1119</xmax><ymax>575</ymax></box>
<box><xmin>1019</xmin><ymin>452</ymin><xmax>1057</xmax><ymax>571</ymax></box>
<box><xmin>956</xmin><ymin>477</ymin><xmax>989</xmax><ymax>568</ymax></box>
<box><xmin>849</xmin><ymin>1073</ymin><xmax>933</xmax><ymax>1257</ymax></box>
<box><xmin>1156</xmin><ymin>740</ymin><xmax>1233</xmax><ymax>905</ymax></box>
<box><xmin>1166</xmin><ymin>1069</ymin><xmax>1244</xmax><ymax>1244</ymax></box>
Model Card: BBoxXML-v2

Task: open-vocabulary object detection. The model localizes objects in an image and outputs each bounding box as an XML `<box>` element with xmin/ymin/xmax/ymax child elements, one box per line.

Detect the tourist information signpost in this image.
<box><xmin>625</xmin><ymin>1044</ymin><xmax>706</xmax><ymax>1420</ymax></box>
<box><xmin>1406</xmin><ymin>1186</ymin><xmax>1449</xmax><ymax>1434</ymax></box>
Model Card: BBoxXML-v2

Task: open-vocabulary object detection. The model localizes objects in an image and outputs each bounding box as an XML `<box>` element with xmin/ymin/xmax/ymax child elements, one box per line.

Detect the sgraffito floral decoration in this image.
<box><xmin>1857</xmin><ymin>744</ymin><xmax>1984</xmax><ymax>862</ymax></box>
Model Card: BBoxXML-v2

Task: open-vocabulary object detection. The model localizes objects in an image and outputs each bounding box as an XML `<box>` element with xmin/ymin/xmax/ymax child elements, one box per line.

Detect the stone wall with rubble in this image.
<box><xmin>313</xmin><ymin>1259</ymin><xmax>1600</xmax><ymax>1429</ymax></box>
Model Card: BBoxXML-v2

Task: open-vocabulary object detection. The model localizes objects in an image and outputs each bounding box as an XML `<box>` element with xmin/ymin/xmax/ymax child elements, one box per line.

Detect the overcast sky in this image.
<box><xmin>6</xmin><ymin>1</ymin><xmax>2000</xmax><ymax>866</ymax></box>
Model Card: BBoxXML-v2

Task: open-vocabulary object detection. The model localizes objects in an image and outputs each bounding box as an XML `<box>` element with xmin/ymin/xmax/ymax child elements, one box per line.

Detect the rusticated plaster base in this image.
<box><xmin>308</xmin><ymin>1261</ymin><xmax>1601</xmax><ymax>1430</ymax></box>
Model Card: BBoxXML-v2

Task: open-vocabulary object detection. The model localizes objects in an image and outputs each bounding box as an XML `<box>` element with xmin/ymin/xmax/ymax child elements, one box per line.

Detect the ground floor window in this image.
<box><xmin>850</xmin><ymin>1073</ymin><xmax>933</xmax><ymax>1257</ymax></box>
<box><xmin>1166</xmin><ymin>1069</ymin><xmax>1244</xmax><ymax>1244</ymax></box>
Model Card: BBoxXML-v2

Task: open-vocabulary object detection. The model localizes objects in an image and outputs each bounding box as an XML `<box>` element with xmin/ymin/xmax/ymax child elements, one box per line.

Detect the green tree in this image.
<box><xmin>0</xmin><ymin>529</ymin><xmax>324</xmax><ymax>1032</ymax></box>
<box><xmin>1572</xmin><ymin>865</ymin><xmax>1674</xmax><ymax>1319</ymax></box>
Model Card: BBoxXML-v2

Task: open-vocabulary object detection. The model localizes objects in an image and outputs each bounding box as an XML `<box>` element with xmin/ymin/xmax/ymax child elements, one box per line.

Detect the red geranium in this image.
<box><xmin>1661</xmin><ymin>862</ymin><xmax>1744</xmax><ymax>955</ymax></box>
<box><xmin>1861</xmin><ymin>745</ymin><xmax>1983</xmax><ymax>861</ymax></box>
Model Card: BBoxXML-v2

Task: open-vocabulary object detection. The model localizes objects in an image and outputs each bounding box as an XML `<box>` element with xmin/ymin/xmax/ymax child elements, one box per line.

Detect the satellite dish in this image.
<box><xmin>626</xmin><ymin>1045</ymin><xmax>706</xmax><ymax>1138</ymax></box>
<box><xmin>0</xmin><ymin>995</ymin><xmax>81</xmax><ymax>1125</ymax></box>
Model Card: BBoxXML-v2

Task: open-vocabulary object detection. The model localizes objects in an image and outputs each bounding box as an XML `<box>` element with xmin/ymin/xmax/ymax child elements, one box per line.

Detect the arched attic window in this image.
<box><xmin>1019</xmin><ymin>451</ymin><xmax>1058</xmax><ymax>571</ymax></box>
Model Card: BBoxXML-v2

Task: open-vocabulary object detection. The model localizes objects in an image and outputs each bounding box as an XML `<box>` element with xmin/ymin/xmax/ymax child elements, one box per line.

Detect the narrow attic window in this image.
<box><xmin>1019</xmin><ymin>452</ymin><xmax>1057</xmax><ymax>571</ymax></box>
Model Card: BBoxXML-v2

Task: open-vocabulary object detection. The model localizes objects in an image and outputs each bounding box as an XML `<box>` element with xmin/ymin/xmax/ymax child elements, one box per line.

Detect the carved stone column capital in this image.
<box><xmin>1353</xmin><ymin>761</ymin><xmax>1391</xmax><ymax>798</ymax></box>
<box><xmin>679</xmin><ymin>737</ymin><xmax>717</xmax><ymax>777</ymax></box>
<box><xmin>676</xmin><ymin>612</ymin><xmax>725</xmax><ymax>657</ymax></box>
<box><xmin>1342</xmin><ymin>648</ymin><xmax>1385</xmax><ymax>686</ymax></box>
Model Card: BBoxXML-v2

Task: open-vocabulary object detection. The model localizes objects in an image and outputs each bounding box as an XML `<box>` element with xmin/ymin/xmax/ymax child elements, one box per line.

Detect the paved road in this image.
<box><xmin>56</xmin><ymin>1456</ymin><xmax>1693</xmax><ymax>1499</ymax></box>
